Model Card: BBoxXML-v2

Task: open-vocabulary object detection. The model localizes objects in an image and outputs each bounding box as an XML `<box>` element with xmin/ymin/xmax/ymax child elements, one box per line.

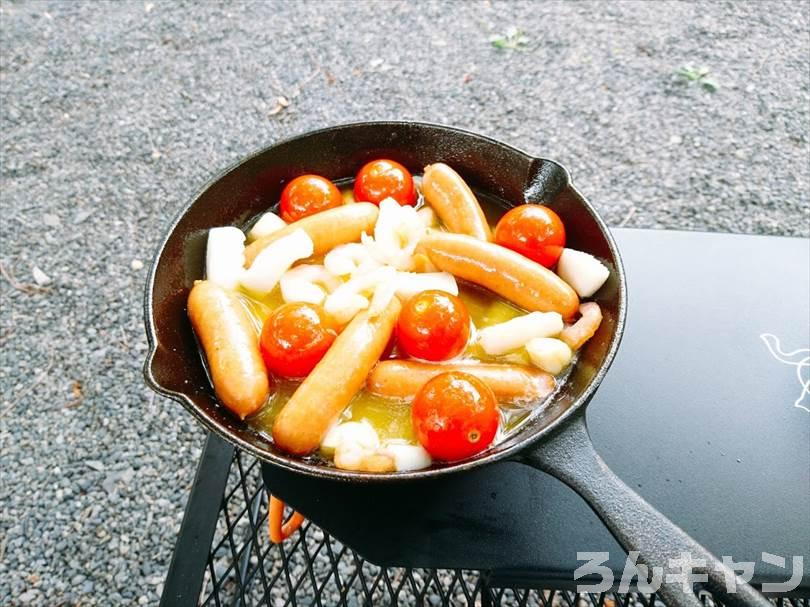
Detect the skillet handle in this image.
<box><xmin>519</xmin><ymin>412</ymin><xmax>771</xmax><ymax>607</ymax></box>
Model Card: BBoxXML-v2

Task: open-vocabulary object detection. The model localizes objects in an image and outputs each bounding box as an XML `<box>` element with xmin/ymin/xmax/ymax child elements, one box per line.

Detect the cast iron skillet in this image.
<box><xmin>144</xmin><ymin>122</ymin><xmax>768</xmax><ymax>607</ymax></box>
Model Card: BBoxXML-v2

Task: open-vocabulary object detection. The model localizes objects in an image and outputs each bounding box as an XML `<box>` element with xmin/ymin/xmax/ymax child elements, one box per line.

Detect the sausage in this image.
<box><xmin>272</xmin><ymin>297</ymin><xmax>402</xmax><ymax>455</ymax></box>
<box><xmin>421</xmin><ymin>163</ymin><xmax>492</xmax><ymax>241</ymax></box>
<box><xmin>367</xmin><ymin>360</ymin><xmax>555</xmax><ymax>403</ymax></box>
<box><xmin>419</xmin><ymin>231</ymin><xmax>580</xmax><ymax>318</ymax></box>
<box><xmin>187</xmin><ymin>280</ymin><xmax>270</xmax><ymax>419</ymax></box>
<box><xmin>244</xmin><ymin>203</ymin><xmax>379</xmax><ymax>267</ymax></box>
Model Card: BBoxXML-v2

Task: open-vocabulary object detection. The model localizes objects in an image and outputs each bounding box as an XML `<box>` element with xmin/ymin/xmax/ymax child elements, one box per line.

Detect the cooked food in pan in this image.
<box><xmin>187</xmin><ymin>160</ymin><xmax>609</xmax><ymax>473</ymax></box>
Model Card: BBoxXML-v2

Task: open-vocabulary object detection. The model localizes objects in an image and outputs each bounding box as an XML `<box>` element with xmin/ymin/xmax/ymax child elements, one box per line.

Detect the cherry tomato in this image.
<box><xmin>354</xmin><ymin>159</ymin><xmax>417</xmax><ymax>206</ymax></box>
<box><xmin>396</xmin><ymin>290</ymin><xmax>470</xmax><ymax>361</ymax></box>
<box><xmin>412</xmin><ymin>371</ymin><xmax>499</xmax><ymax>461</ymax></box>
<box><xmin>494</xmin><ymin>204</ymin><xmax>566</xmax><ymax>268</ymax></box>
<box><xmin>279</xmin><ymin>174</ymin><xmax>342</xmax><ymax>222</ymax></box>
<box><xmin>259</xmin><ymin>303</ymin><xmax>337</xmax><ymax>378</ymax></box>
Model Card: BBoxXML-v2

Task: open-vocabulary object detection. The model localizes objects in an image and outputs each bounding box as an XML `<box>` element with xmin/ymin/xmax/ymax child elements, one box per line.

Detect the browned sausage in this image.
<box><xmin>367</xmin><ymin>360</ymin><xmax>555</xmax><ymax>403</ymax></box>
<box><xmin>272</xmin><ymin>297</ymin><xmax>401</xmax><ymax>455</ymax></box>
<box><xmin>419</xmin><ymin>231</ymin><xmax>580</xmax><ymax>318</ymax></box>
<box><xmin>421</xmin><ymin>163</ymin><xmax>492</xmax><ymax>241</ymax></box>
<box><xmin>187</xmin><ymin>280</ymin><xmax>270</xmax><ymax>419</ymax></box>
<box><xmin>244</xmin><ymin>203</ymin><xmax>379</xmax><ymax>267</ymax></box>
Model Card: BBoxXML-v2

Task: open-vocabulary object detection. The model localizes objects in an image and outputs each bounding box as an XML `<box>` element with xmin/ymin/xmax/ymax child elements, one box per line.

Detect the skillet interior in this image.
<box><xmin>144</xmin><ymin>122</ymin><xmax>626</xmax><ymax>481</ymax></box>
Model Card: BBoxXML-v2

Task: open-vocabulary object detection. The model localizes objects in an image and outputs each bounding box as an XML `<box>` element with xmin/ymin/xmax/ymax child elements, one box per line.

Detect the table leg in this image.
<box><xmin>160</xmin><ymin>432</ymin><xmax>234</xmax><ymax>607</ymax></box>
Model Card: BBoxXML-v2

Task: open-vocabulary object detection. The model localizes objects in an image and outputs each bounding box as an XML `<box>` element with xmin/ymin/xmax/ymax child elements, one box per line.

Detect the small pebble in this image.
<box><xmin>32</xmin><ymin>266</ymin><xmax>51</xmax><ymax>285</ymax></box>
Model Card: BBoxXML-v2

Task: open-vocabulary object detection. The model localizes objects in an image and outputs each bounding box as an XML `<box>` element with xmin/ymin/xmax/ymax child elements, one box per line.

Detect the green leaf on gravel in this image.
<box><xmin>675</xmin><ymin>64</ymin><xmax>719</xmax><ymax>92</ymax></box>
<box><xmin>490</xmin><ymin>27</ymin><xmax>530</xmax><ymax>51</ymax></box>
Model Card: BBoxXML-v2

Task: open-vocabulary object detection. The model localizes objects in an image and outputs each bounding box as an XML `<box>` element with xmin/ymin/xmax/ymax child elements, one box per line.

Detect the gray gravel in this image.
<box><xmin>1</xmin><ymin>0</ymin><xmax>808</xmax><ymax>605</ymax></box>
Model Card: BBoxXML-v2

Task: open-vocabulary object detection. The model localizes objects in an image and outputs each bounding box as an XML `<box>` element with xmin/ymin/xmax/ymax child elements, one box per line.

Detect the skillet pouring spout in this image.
<box><xmin>520</xmin><ymin>411</ymin><xmax>771</xmax><ymax>607</ymax></box>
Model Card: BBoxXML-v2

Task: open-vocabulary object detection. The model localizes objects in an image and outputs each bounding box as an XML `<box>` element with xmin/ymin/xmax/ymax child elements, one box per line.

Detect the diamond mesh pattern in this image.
<box><xmin>193</xmin><ymin>449</ymin><xmax>807</xmax><ymax>607</ymax></box>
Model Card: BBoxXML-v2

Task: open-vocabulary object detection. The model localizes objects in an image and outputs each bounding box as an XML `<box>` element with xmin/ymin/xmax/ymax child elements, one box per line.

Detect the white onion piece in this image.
<box><xmin>364</xmin><ymin>198</ymin><xmax>425</xmax><ymax>270</ymax></box>
<box><xmin>394</xmin><ymin>271</ymin><xmax>458</xmax><ymax>301</ymax></box>
<box><xmin>280</xmin><ymin>264</ymin><xmax>341</xmax><ymax>305</ymax></box>
<box><xmin>526</xmin><ymin>337</ymin><xmax>573</xmax><ymax>374</ymax></box>
<box><xmin>477</xmin><ymin>311</ymin><xmax>564</xmax><ymax>356</ymax></box>
<box><xmin>205</xmin><ymin>227</ymin><xmax>246</xmax><ymax>290</ymax></box>
<box><xmin>324</xmin><ymin>243</ymin><xmax>379</xmax><ymax>277</ymax></box>
<box><xmin>321</xmin><ymin>420</ymin><xmax>379</xmax><ymax>452</ymax></box>
<box><xmin>416</xmin><ymin>206</ymin><xmax>438</xmax><ymax>229</ymax></box>
<box><xmin>556</xmin><ymin>248</ymin><xmax>610</xmax><ymax>298</ymax></box>
<box><xmin>240</xmin><ymin>229</ymin><xmax>313</xmax><ymax>294</ymax></box>
<box><xmin>381</xmin><ymin>442</ymin><xmax>432</xmax><ymax>472</ymax></box>
<box><xmin>324</xmin><ymin>291</ymin><xmax>369</xmax><ymax>324</ymax></box>
<box><xmin>325</xmin><ymin>266</ymin><xmax>396</xmax><ymax>323</ymax></box>
<box><xmin>247</xmin><ymin>212</ymin><xmax>286</xmax><ymax>241</ymax></box>
<box><xmin>367</xmin><ymin>275</ymin><xmax>397</xmax><ymax>318</ymax></box>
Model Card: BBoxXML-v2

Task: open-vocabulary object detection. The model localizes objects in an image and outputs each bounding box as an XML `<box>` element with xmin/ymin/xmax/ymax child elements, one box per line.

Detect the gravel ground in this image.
<box><xmin>1</xmin><ymin>0</ymin><xmax>808</xmax><ymax>604</ymax></box>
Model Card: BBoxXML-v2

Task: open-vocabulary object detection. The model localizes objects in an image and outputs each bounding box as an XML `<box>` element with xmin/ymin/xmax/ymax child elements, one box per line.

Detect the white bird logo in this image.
<box><xmin>761</xmin><ymin>333</ymin><xmax>810</xmax><ymax>413</ymax></box>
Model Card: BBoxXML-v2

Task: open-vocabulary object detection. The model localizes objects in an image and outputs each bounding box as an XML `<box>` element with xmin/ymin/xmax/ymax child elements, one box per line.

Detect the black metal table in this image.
<box><xmin>159</xmin><ymin>229</ymin><xmax>810</xmax><ymax>606</ymax></box>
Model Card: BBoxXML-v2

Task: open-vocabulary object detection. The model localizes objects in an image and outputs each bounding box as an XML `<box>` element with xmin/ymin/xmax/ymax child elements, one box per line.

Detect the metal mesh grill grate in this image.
<box><xmin>189</xmin><ymin>448</ymin><xmax>807</xmax><ymax>607</ymax></box>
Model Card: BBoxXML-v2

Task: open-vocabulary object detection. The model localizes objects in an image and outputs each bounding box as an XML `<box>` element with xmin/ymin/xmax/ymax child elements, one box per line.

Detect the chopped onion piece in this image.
<box><xmin>556</xmin><ymin>248</ymin><xmax>610</xmax><ymax>298</ymax></box>
<box><xmin>324</xmin><ymin>291</ymin><xmax>369</xmax><ymax>324</ymax></box>
<box><xmin>395</xmin><ymin>271</ymin><xmax>458</xmax><ymax>301</ymax></box>
<box><xmin>381</xmin><ymin>442</ymin><xmax>432</xmax><ymax>472</ymax></box>
<box><xmin>478</xmin><ymin>311</ymin><xmax>564</xmax><ymax>356</ymax></box>
<box><xmin>240</xmin><ymin>229</ymin><xmax>313</xmax><ymax>294</ymax></box>
<box><xmin>206</xmin><ymin>227</ymin><xmax>246</xmax><ymax>290</ymax></box>
<box><xmin>324</xmin><ymin>243</ymin><xmax>378</xmax><ymax>277</ymax></box>
<box><xmin>526</xmin><ymin>337</ymin><xmax>573</xmax><ymax>375</ymax></box>
<box><xmin>325</xmin><ymin>266</ymin><xmax>396</xmax><ymax>323</ymax></box>
<box><xmin>367</xmin><ymin>275</ymin><xmax>397</xmax><ymax>318</ymax></box>
<box><xmin>364</xmin><ymin>198</ymin><xmax>425</xmax><ymax>270</ymax></box>
<box><xmin>416</xmin><ymin>206</ymin><xmax>438</xmax><ymax>229</ymax></box>
<box><xmin>280</xmin><ymin>264</ymin><xmax>341</xmax><ymax>305</ymax></box>
<box><xmin>247</xmin><ymin>212</ymin><xmax>286</xmax><ymax>241</ymax></box>
<box><xmin>321</xmin><ymin>420</ymin><xmax>379</xmax><ymax>452</ymax></box>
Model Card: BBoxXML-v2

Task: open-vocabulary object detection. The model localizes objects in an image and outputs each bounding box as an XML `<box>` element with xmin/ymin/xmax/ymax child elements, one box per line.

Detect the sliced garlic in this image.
<box><xmin>240</xmin><ymin>229</ymin><xmax>313</xmax><ymax>295</ymax></box>
<box><xmin>478</xmin><ymin>311</ymin><xmax>564</xmax><ymax>356</ymax></box>
<box><xmin>206</xmin><ymin>227</ymin><xmax>246</xmax><ymax>290</ymax></box>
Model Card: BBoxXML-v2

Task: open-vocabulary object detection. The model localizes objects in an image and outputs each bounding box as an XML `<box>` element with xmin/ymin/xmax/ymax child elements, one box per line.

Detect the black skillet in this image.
<box><xmin>144</xmin><ymin>122</ymin><xmax>769</xmax><ymax>607</ymax></box>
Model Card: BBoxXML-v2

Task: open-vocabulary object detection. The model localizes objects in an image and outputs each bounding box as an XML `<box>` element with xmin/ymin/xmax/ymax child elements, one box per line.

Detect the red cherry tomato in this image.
<box><xmin>259</xmin><ymin>303</ymin><xmax>337</xmax><ymax>378</ymax></box>
<box><xmin>279</xmin><ymin>174</ymin><xmax>342</xmax><ymax>222</ymax></box>
<box><xmin>412</xmin><ymin>371</ymin><xmax>499</xmax><ymax>461</ymax></box>
<box><xmin>354</xmin><ymin>159</ymin><xmax>417</xmax><ymax>206</ymax></box>
<box><xmin>494</xmin><ymin>204</ymin><xmax>566</xmax><ymax>268</ymax></box>
<box><xmin>396</xmin><ymin>290</ymin><xmax>470</xmax><ymax>361</ymax></box>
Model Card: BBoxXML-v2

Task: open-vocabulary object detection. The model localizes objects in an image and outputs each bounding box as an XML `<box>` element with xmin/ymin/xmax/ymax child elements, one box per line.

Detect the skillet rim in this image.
<box><xmin>143</xmin><ymin>120</ymin><xmax>628</xmax><ymax>483</ymax></box>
